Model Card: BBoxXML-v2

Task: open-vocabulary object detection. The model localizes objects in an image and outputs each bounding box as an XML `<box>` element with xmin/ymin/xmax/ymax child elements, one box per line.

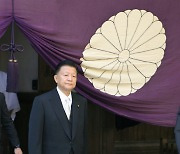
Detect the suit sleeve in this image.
<box><xmin>0</xmin><ymin>93</ymin><xmax>20</xmax><ymax>147</ymax></box>
<box><xmin>28</xmin><ymin>97</ymin><xmax>44</xmax><ymax>154</ymax></box>
<box><xmin>175</xmin><ymin>108</ymin><xmax>180</xmax><ymax>153</ymax></box>
<box><xmin>83</xmin><ymin>99</ymin><xmax>88</xmax><ymax>154</ymax></box>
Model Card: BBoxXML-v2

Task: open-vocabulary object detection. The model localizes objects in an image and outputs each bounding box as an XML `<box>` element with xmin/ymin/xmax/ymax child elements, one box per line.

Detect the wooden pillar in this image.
<box><xmin>87</xmin><ymin>102</ymin><xmax>115</xmax><ymax>154</ymax></box>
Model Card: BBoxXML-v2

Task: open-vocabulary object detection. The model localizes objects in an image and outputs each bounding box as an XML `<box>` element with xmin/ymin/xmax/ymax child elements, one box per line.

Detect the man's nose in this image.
<box><xmin>67</xmin><ymin>75</ymin><xmax>72</xmax><ymax>80</ymax></box>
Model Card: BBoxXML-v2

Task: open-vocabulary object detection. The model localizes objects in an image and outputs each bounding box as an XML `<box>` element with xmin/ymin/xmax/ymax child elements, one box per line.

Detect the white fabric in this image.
<box><xmin>56</xmin><ymin>87</ymin><xmax>72</xmax><ymax>120</ymax></box>
<box><xmin>0</xmin><ymin>71</ymin><xmax>20</xmax><ymax>120</ymax></box>
<box><xmin>65</xmin><ymin>98</ymin><xmax>71</xmax><ymax>120</ymax></box>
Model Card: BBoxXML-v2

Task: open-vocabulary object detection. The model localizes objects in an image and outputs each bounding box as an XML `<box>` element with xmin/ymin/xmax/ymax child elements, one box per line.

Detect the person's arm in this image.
<box><xmin>175</xmin><ymin>108</ymin><xmax>180</xmax><ymax>153</ymax></box>
<box><xmin>0</xmin><ymin>94</ymin><xmax>22</xmax><ymax>154</ymax></box>
<box><xmin>28</xmin><ymin>97</ymin><xmax>44</xmax><ymax>154</ymax></box>
<box><xmin>83</xmin><ymin>99</ymin><xmax>88</xmax><ymax>154</ymax></box>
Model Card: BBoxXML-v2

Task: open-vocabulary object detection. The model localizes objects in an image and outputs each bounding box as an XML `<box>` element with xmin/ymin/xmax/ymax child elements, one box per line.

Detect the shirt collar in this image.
<box><xmin>56</xmin><ymin>87</ymin><xmax>72</xmax><ymax>102</ymax></box>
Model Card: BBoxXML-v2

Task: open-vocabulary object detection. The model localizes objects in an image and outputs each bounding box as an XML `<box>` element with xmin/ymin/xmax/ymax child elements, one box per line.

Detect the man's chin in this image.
<box><xmin>65</xmin><ymin>86</ymin><xmax>75</xmax><ymax>91</ymax></box>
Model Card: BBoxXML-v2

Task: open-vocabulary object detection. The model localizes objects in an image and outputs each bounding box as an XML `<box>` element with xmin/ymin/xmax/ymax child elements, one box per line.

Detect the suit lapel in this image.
<box><xmin>50</xmin><ymin>89</ymin><xmax>71</xmax><ymax>139</ymax></box>
<box><xmin>72</xmin><ymin>92</ymin><xmax>80</xmax><ymax>139</ymax></box>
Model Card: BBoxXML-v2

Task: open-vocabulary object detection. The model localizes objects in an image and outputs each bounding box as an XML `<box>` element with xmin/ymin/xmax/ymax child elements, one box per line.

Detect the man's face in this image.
<box><xmin>54</xmin><ymin>65</ymin><xmax>77</xmax><ymax>95</ymax></box>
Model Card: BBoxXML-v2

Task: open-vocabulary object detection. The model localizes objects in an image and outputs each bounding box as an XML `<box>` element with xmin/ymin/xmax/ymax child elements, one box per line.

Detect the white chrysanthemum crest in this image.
<box><xmin>81</xmin><ymin>9</ymin><xmax>166</xmax><ymax>96</ymax></box>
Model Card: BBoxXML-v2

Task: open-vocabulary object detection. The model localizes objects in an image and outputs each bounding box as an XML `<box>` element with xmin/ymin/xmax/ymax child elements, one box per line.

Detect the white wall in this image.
<box><xmin>0</xmin><ymin>24</ymin><xmax>38</xmax><ymax>92</ymax></box>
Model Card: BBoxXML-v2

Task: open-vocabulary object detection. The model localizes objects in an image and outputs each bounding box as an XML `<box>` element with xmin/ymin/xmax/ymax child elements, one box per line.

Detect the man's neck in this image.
<box><xmin>57</xmin><ymin>86</ymin><xmax>71</xmax><ymax>96</ymax></box>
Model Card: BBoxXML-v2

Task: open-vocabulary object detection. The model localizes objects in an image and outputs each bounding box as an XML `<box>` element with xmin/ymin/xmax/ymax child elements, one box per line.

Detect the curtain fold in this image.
<box><xmin>0</xmin><ymin>0</ymin><xmax>180</xmax><ymax>126</ymax></box>
<box><xmin>0</xmin><ymin>0</ymin><xmax>12</xmax><ymax>38</ymax></box>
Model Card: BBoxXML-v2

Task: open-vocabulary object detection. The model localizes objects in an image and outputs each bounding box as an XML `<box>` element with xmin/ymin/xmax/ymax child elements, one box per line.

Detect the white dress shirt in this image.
<box><xmin>0</xmin><ymin>71</ymin><xmax>20</xmax><ymax>120</ymax></box>
<box><xmin>56</xmin><ymin>87</ymin><xmax>72</xmax><ymax>120</ymax></box>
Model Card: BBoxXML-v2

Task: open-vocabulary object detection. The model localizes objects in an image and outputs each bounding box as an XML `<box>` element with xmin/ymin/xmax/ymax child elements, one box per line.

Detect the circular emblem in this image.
<box><xmin>81</xmin><ymin>9</ymin><xmax>166</xmax><ymax>96</ymax></box>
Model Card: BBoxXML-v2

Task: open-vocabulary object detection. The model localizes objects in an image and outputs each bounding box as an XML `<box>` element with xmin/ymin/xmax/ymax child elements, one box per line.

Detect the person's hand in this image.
<box><xmin>14</xmin><ymin>147</ymin><xmax>23</xmax><ymax>154</ymax></box>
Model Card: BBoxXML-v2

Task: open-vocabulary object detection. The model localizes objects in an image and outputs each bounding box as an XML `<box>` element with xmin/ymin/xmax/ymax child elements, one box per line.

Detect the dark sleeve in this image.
<box><xmin>83</xmin><ymin>98</ymin><xmax>88</xmax><ymax>154</ymax></box>
<box><xmin>28</xmin><ymin>97</ymin><xmax>44</xmax><ymax>154</ymax></box>
<box><xmin>175</xmin><ymin>107</ymin><xmax>180</xmax><ymax>153</ymax></box>
<box><xmin>0</xmin><ymin>93</ymin><xmax>20</xmax><ymax>147</ymax></box>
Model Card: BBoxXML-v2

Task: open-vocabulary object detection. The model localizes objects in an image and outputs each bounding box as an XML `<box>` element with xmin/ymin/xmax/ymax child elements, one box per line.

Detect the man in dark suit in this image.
<box><xmin>28</xmin><ymin>60</ymin><xmax>88</xmax><ymax>154</ymax></box>
<box><xmin>0</xmin><ymin>92</ymin><xmax>22</xmax><ymax>154</ymax></box>
<box><xmin>175</xmin><ymin>107</ymin><xmax>180</xmax><ymax>153</ymax></box>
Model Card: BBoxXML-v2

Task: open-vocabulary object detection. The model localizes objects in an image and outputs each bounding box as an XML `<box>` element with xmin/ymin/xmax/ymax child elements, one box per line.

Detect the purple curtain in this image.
<box><xmin>0</xmin><ymin>0</ymin><xmax>180</xmax><ymax>127</ymax></box>
<box><xmin>0</xmin><ymin>0</ymin><xmax>12</xmax><ymax>38</ymax></box>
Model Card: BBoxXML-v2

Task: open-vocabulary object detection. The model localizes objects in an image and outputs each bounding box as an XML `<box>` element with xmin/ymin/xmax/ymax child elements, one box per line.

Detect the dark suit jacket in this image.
<box><xmin>175</xmin><ymin>107</ymin><xmax>180</xmax><ymax>153</ymax></box>
<box><xmin>28</xmin><ymin>88</ymin><xmax>88</xmax><ymax>154</ymax></box>
<box><xmin>0</xmin><ymin>93</ymin><xmax>20</xmax><ymax>152</ymax></box>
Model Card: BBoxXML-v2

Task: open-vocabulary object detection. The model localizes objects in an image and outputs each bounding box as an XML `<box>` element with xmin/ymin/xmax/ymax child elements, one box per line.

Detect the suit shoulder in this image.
<box><xmin>73</xmin><ymin>92</ymin><xmax>87</xmax><ymax>101</ymax></box>
<box><xmin>34</xmin><ymin>89</ymin><xmax>56</xmax><ymax>101</ymax></box>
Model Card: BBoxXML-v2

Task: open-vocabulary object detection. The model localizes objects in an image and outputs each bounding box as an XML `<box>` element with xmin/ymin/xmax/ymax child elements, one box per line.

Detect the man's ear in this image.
<box><xmin>54</xmin><ymin>75</ymin><xmax>58</xmax><ymax>83</ymax></box>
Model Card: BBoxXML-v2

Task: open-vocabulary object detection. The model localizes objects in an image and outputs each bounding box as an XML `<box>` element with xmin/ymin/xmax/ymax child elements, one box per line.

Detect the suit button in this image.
<box><xmin>70</xmin><ymin>142</ymin><xmax>72</xmax><ymax>145</ymax></box>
